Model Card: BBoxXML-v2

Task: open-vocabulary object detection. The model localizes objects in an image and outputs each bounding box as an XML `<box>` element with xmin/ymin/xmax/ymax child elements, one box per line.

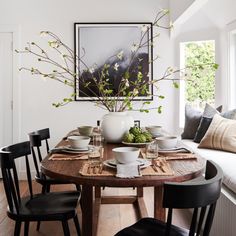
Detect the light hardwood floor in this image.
<box><xmin>0</xmin><ymin>181</ymin><xmax>190</xmax><ymax>236</ymax></box>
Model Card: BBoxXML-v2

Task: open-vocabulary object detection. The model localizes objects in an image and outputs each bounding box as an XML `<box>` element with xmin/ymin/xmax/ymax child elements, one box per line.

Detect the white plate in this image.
<box><xmin>104</xmin><ymin>158</ymin><xmax>151</xmax><ymax>169</ymax></box>
<box><xmin>65</xmin><ymin>145</ymin><xmax>90</xmax><ymax>151</ymax></box>
<box><xmin>152</xmin><ymin>133</ymin><xmax>163</xmax><ymax>138</ymax></box>
<box><xmin>158</xmin><ymin>147</ymin><xmax>191</xmax><ymax>153</ymax></box>
<box><xmin>122</xmin><ymin>141</ymin><xmax>151</xmax><ymax>146</ymax></box>
<box><xmin>54</xmin><ymin>145</ymin><xmax>94</xmax><ymax>154</ymax></box>
<box><xmin>63</xmin><ymin>149</ymin><xmax>93</xmax><ymax>154</ymax></box>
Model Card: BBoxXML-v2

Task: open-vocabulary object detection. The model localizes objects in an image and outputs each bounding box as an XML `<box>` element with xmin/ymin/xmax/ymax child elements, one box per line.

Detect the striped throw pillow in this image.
<box><xmin>198</xmin><ymin>114</ymin><xmax>236</xmax><ymax>153</ymax></box>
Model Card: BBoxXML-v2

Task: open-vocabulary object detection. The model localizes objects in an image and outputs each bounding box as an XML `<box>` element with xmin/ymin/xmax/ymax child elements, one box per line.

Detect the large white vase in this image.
<box><xmin>101</xmin><ymin>112</ymin><xmax>134</xmax><ymax>143</ymax></box>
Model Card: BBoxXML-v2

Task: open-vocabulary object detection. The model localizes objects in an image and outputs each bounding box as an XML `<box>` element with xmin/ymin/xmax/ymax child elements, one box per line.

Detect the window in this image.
<box><xmin>179</xmin><ymin>40</ymin><xmax>216</xmax><ymax>127</ymax></box>
<box><xmin>229</xmin><ymin>30</ymin><xmax>236</xmax><ymax>109</ymax></box>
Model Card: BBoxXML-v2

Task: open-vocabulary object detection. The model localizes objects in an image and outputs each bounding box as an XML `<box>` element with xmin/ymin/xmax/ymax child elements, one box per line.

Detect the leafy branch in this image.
<box><xmin>16</xmin><ymin>9</ymin><xmax>218</xmax><ymax>113</ymax></box>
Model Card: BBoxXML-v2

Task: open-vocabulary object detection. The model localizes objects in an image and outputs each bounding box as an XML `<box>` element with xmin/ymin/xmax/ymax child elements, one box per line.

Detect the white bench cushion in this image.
<box><xmin>181</xmin><ymin>139</ymin><xmax>236</xmax><ymax>194</ymax></box>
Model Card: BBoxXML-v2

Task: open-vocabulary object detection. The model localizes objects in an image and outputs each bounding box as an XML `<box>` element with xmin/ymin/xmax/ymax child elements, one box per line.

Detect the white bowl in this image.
<box><xmin>155</xmin><ymin>136</ymin><xmax>178</xmax><ymax>149</ymax></box>
<box><xmin>146</xmin><ymin>126</ymin><xmax>162</xmax><ymax>136</ymax></box>
<box><xmin>78</xmin><ymin>126</ymin><xmax>93</xmax><ymax>136</ymax></box>
<box><xmin>67</xmin><ymin>135</ymin><xmax>91</xmax><ymax>149</ymax></box>
<box><xmin>112</xmin><ymin>147</ymin><xmax>140</xmax><ymax>164</ymax></box>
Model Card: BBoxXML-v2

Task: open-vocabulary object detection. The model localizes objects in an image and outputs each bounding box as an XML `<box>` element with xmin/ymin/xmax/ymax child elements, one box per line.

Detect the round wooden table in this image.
<box><xmin>41</xmin><ymin>141</ymin><xmax>205</xmax><ymax>236</ymax></box>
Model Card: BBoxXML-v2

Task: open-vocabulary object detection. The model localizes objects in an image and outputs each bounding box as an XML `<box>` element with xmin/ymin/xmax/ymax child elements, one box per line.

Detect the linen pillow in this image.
<box><xmin>181</xmin><ymin>104</ymin><xmax>222</xmax><ymax>139</ymax></box>
<box><xmin>193</xmin><ymin>117</ymin><xmax>213</xmax><ymax>143</ymax></box>
<box><xmin>199</xmin><ymin>114</ymin><xmax>236</xmax><ymax>153</ymax></box>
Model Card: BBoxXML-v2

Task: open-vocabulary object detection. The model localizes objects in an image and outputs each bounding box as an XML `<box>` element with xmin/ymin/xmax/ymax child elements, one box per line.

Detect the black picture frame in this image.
<box><xmin>74</xmin><ymin>22</ymin><xmax>153</xmax><ymax>101</ymax></box>
<box><xmin>134</xmin><ymin>120</ymin><xmax>141</xmax><ymax>128</ymax></box>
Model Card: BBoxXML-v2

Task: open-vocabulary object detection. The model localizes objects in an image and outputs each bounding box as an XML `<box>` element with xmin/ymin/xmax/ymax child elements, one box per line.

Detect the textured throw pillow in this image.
<box><xmin>181</xmin><ymin>105</ymin><xmax>202</xmax><ymax>139</ymax></box>
<box><xmin>221</xmin><ymin>109</ymin><xmax>236</xmax><ymax>120</ymax></box>
<box><xmin>181</xmin><ymin>104</ymin><xmax>222</xmax><ymax>139</ymax></box>
<box><xmin>199</xmin><ymin>114</ymin><xmax>236</xmax><ymax>153</ymax></box>
<box><xmin>203</xmin><ymin>103</ymin><xmax>222</xmax><ymax>118</ymax></box>
<box><xmin>193</xmin><ymin>104</ymin><xmax>223</xmax><ymax>143</ymax></box>
<box><xmin>193</xmin><ymin>117</ymin><xmax>213</xmax><ymax>143</ymax></box>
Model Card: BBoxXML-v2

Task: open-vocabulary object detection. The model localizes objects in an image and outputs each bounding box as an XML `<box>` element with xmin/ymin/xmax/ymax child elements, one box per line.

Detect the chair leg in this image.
<box><xmin>24</xmin><ymin>221</ymin><xmax>29</xmax><ymax>236</ymax></box>
<box><xmin>62</xmin><ymin>220</ymin><xmax>71</xmax><ymax>236</ymax></box>
<box><xmin>46</xmin><ymin>184</ymin><xmax>51</xmax><ymax>193</ymax></box>
<box><xmin>36</xmin><ymin>221</ymin><xmax>41</xmax><ymax>231</ymax></box>
<box><xmin>41</xmin><ymin>184</ymin><xmax>47</xmax><ymax>194</ymax></box>
<box><xmin>14</xmin><ymin>221</ymin><xmax>22</xmax><ymax>236</ymax></box>
<box><xmin>76</xmin><ymin>184</ymin><xmax>81</xmax><ymax>192</ymax></box>
<box><xmin>73</xmin><ymin>215</ymin><xmax>81</xmax><ymax>236</ymax></box>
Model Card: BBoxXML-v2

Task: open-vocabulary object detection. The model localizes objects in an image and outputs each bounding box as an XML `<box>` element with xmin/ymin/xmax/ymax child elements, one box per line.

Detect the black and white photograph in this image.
<box><xmin>74</xmin><ymin>23</ymin><xmax>153</xmax><ymax>101</ymax></box>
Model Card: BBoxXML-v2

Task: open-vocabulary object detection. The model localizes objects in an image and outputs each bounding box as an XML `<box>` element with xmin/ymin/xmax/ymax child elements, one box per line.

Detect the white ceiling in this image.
<box><xmin>198</xmin><ymin>0</ymin><xmax>236</xmax><ymax>28</ymax></box>
<box><xmin>171</xmin><ymin>0</ymin><xmax>236</xmax><ymax>35</ymax></box>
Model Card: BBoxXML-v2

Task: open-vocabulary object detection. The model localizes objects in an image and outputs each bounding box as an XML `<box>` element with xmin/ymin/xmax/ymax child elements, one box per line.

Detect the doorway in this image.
<box><xmin>0</xmin><ymin>32</ymin><xmax>13</xmax><ymax>148</ymax></box>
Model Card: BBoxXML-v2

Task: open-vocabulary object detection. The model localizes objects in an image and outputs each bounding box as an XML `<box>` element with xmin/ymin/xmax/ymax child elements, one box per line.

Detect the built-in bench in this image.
<box><xmin>181</xmin><ymin>139</ymin><xmax>236</xmax><ymax>236</ymax></box>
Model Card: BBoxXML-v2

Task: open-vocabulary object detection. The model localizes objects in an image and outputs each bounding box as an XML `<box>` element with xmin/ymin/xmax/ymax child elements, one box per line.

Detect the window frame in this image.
<box><xmin>179</xmin><ymin>39</ymin><xmax>216</xmax><ymax>128</ymax></box>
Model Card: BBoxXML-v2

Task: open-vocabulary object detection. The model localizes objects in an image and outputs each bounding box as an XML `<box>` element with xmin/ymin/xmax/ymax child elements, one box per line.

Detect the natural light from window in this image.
<box><xmin>229</xmin><ymin>30</ymin><xmax>236</xmax><ymax>109</ymax></box>
<box><xmin>179</xmin><ymin>40</ymin><xmax>216</xmax><ymax>127</ymax></box>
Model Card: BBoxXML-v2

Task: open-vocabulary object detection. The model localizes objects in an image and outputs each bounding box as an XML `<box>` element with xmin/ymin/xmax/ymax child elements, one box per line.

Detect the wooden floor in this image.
<box><xmin>0</xmin><ymin>180</ymin><xmax>190</xmax><ymax>236</ymax></box>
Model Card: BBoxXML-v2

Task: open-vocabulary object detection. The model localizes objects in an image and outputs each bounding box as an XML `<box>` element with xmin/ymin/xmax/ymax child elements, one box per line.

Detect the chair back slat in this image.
<box><xmin>8</xmin><ymin>169</ymin><xmax>20</xmax><ymax>213</ymax></box>
<box><xmin>165</xmin><ymin>208</ymin><xmax>173</xmax><ymax>236</ymax></box>
<box><xmin>28</xmin><ymin>128</ymin><xmax>50</xmax><ymax>176</ymax></box>
<box><xmin>25</xmin><ymin>155</ymin><xmax>33</xmax><ymax>199</ymax></box>
<box><xmin>31</xmin><ymin>147</ymin><xmax>40</xmax><ymax>177</ymax></box>
<box><xmin>45</xmin><ymin>139</ymin><xmax>50</xmax><ymax>153</ymax></box>
<box><xmin>203</xmin><ymin>203</ymin><xmax>217</xmax><ymax>236</ymax></box>
<box><xmin>189</xmin><ymin>208</ymin><xmax>198</xmax><ymax>236</ymax></box>
<box><xmin>0</xmin><ymin>141</ymin><xmax>32</xmax><ymax>215</ymax></box>
<box><xmin>2</xmin><ymin>168</ymin><xmax>15</xmax><ymax>212</ymax></box>
<box><xmin>37</xmin><ymin>146</ymin><xmax>43</xmax><ymax>162</ymax></box>
<box><xmin>12</xmin><ymin>162</ymin><xmax>21</xmax><ymax>205</ymax></box>
<box><xmin>196</xmin><ymin>206</ymin><xmax>207</xmax><ymax>235</ymax></box>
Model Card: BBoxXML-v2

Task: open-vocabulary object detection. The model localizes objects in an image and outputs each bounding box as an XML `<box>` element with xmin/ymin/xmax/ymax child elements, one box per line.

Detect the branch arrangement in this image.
<box><xmin>16</xmin><ymin>9</ymin><xmax>218</xmax><ymax>113</ymax></box>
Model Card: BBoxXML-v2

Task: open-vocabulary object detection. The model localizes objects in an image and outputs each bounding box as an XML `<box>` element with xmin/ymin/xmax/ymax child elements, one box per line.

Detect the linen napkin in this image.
<box><xmin>49</xmin><ymin>153</ymin><xmax>89</xmax><ymax>160</ymax></box>
<box><xmin>116</xmin><ymin>163</ymin><xmax>141</xmax><ymax>178</ymax></box>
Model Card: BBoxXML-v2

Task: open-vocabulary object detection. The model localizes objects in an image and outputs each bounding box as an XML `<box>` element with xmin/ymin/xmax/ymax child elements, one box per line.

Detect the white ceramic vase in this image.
<box><xmin>101</xmin><ymin>112</ymin><xmax>134</xmax><ymax>143</ymax></box>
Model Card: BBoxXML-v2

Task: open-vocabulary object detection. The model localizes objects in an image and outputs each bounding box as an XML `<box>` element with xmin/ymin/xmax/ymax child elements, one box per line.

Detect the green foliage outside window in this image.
<box><xmin>184</xmin><ymin>41</ymin><xmax>215</xmax><ymax>109</ymax></box>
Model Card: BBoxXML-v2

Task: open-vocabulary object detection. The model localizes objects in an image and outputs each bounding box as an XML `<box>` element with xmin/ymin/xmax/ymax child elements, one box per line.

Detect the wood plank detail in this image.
<box><xmin>101</xmin><ymin>196</ymin><xmax>137</xmax><ymax>204</ymax></box>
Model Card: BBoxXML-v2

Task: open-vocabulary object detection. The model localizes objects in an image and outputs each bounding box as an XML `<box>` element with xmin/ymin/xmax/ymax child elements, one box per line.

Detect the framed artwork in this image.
<box><xmin>74</xmin><ymin>22</ymin><xmax>153</xmax><ymax>101</ymax></box>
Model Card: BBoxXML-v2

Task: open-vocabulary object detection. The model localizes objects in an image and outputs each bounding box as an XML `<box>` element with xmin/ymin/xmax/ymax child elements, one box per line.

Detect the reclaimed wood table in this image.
<box><xmin>41</xmin><ymin>140</ymin><xmax>205</xmax><ymax>236</ymax></box>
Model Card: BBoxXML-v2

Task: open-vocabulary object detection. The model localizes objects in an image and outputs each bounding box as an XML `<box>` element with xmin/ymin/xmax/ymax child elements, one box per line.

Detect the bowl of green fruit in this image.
<box><xmin>122</xmin><ymin>126</ymin><xmax>153</xmax><ymax>146</ymax></box>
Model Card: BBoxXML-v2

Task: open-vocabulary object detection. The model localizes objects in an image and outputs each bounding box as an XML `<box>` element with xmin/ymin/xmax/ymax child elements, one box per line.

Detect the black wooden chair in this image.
<box><xmin>28</xmin><ymin>128</ymin><xmax>81</xmax><ymax>194</ymax></box>
<box><xmin>0</xmin><ymin>141</ymin><xmax>81</xmax><ymax>236</ymax></box>
<box><xmin>115</xmin><ymin>160</ymin><xmax>223</xmax><ymax>236</ymax></box>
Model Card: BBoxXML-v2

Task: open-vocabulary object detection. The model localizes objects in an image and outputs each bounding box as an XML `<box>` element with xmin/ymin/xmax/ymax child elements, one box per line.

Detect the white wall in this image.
<box><xmin>0</xmin><ymin>0</ymin><xmax>179</xmax><ymax>175</ymax></box>
<box><xmin>225</xmin><ymin>21</ymin><xmax>236</xmax><ymax>109</ymax></box>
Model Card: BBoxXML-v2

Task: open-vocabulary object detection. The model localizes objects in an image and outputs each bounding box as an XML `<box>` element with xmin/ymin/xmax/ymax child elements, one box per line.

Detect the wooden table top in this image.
<box><xmin>41</xmin><ymin>139</ymin><xmax>205</xmax><ymax>187</ymax></box>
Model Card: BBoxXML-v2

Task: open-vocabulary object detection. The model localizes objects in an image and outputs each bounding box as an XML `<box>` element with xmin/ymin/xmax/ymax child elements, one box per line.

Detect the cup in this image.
<box><xmin>88</xmin><ymin>133</ymin><xmax>104</xmax><ymax>163</ymax></box>
<box><xmin>146</xmin><ymin>126</ymin><xmax>162</xmax><ymax>137</ymax></box>
<box><xmin>146</xmin><ymin>141</ymin><xmax>159</xmax><ymax>159</ymax></box>
<box><xmin>78</xmin><ymin>126</ymin><xmax>93</xmax><ymax>136</ymax></box>
<box><xmin>155</xmin><ymin>136</ymin><xmax>178</xmax><ymax>149</ymax></box>
<box><xmin>93</xmin><ymin>133</ymin><xmax>103</xmax><ymax>147</ymax></box>
<box><xmin>88</xmin><ymin>146</ymin><xmax>104</xmax><ymax>162</ymax></box>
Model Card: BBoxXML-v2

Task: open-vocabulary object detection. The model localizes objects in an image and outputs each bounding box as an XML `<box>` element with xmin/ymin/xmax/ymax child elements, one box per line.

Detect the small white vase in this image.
<box><xmin>101</xmin><ymin>112</ymin><xmax>134</xmax><ymax>143</ymax></box>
